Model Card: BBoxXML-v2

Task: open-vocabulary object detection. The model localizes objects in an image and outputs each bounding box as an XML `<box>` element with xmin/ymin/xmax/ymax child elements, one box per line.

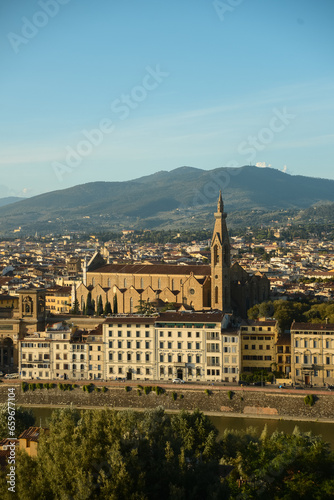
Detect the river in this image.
<box><xmin>26</xmin><ymin>406</ymin><xmax>334</xmax><ymax>448</ymax></box>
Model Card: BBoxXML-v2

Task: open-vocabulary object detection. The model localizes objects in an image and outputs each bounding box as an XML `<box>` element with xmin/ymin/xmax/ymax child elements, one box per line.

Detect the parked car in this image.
<box><xmin>0</xmin><ymin>371</ymin><xmax>4</xmax><ymax>377</ymax></box>
<box><xmin>172</xmin><ymin>378</ymin><xmax>185</xmax><ymax>384</ymax></box>
<box><xmin>238</xmin><ymin>381</ymin><xmax>249</xmax><ymax>386</ymax></box>
<box><xmin>4</xmin><ymin>373</ymin><xmax>19</xmax><ymax>379</ymax></box>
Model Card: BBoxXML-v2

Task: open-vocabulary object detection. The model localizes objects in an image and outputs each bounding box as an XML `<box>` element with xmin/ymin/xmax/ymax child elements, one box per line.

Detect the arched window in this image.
<box><xmin>215</xmin><ymin>286</ymin><xmax>219</xmax><ymax>304</ymax></box>
<box><xmin>171</xmin><ymin>279</ymin><xmax>174</xmax><ymax>291</ymax></box>
<box><xmin>158</xmin><ymin>278</ymin><xmax>161</xmax><ymax>289</ymax></box>
<box><xmin>92</xmin><ymin>278</ymin><xmax>95</xmax><ymax>287</ymax></box>
<box><xmin>140</xmin><ymin>278</ymin><xmax>144</xmax><ymax>289</ymax></box>
<box><xmin>81</xmin><ymin>296</ymin><xmax>84</xmax><ymax>309</ymax></box>
<box><xmin>107</xmin><ymin>278</ymin><xmax>111</xmax><ymax>287</ymax></box>
<box><xmin>130</xmin><ymin>297</ymin><xmax>133</xmax><ymax>313</ymax></box>
<box><xmin>124</xmin><ymin>278</ymin><xmax>127</xmax><ymax>288</ymax></box>
<box><xmin>73</xmin><ymin>364</ymin><xmax>76</xmax><ymax>370</ymax></box>
<box><xmin>80</xmin><ymin>364</ymin><xmax>84</xmax><ymax>370</ymax></box>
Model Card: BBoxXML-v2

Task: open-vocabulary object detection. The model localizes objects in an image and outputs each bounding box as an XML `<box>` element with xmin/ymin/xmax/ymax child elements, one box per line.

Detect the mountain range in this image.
<box><xmin>0</xmin><ymin>166</ymin><xmax>334</xmax><ymax>235</ymax></box>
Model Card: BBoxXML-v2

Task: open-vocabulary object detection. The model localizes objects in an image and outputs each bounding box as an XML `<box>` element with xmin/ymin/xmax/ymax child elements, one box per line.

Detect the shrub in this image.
<box><xmin>125</xmin><ymin>386</ymin><xmax>131</xmax><ymax>392</ymax></box>
<box><xmin>205</xmin><ymin>389</ymin><xmax>211</xmax><ymax>396</ymax></box>
<box><xmin>58</xmin><ymin>383</ymin><xmax>63</xmax><ymax>390</ymax></box>
<box><xmin>43</xmin><ymin>383</ymin><xmax>49</xmax><ymax>389</ymax></box>
<box><xmin>48</xmin><ymin>383</ymin><xmax>54</xmax><ymax>389</ymax></box>
<box><xmin>101</xmin><ymin>386</ymin><xmax>107</xmax><ymax>393</ymax></box>
<box><xmin>72</xmin><ymin>384</ymin><xmax>77</xmax><ymax>390</ymax></box>
<box><xmin>155</xmin><ymin>386</ymin><xmax>164</xmax><ymax>395</ymax></box>
<box><xmin>304</xmin><ymin>394</ymin><xmax>315</xmax><ymax>407</ymax></box>
<box><xmin>29</xmin><ymin>383</ymin><xmax>35</xmax><ymax>391</ymax></box>
<box><xmin>94</xmin><ymin>387</ymin><xmax>100</xmax><ymax>392</ymax></box>
<box><xmin>179</xmin><ymin>394</ymin><xmax>184</xmax><ymax>399</ymax></box>
<box><xmin>227</xmin><ymin>390</ymin><xmax>233</xmax><ymax>400</ymax></box>
<box><xmin>137</xmin><ymin>385</ymin><xmax>143</xmax><ymax>390</ymax></box>
<box><xmin>171</xmin><ymin>392</ymin><xmax>177</xmax><ymax>401</ymax></box>
<box><xmin>137</xmin><ymin>389</ymin><xmax>141</xmax><ymax>396</ymax></box>
<box><xmin>21</xmin><ymin>382</ymin><xmax>28</xmax><ymax>392</ymax></box>
<box><xmin>143</xmin><ymin>386</ymin><xmax>152</xmax><ymax>395</ymax></box>
<box><xmin>36</xmin><ymin>383</ymin><xmax>43</xmax><ymax>390</ymax></box>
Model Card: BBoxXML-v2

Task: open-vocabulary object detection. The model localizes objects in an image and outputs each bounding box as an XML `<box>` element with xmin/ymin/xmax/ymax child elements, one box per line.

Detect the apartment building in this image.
<box><xmin>240</xmin><ymin>320</ymin><xmax>279</xmax><ymax>374</ymax></box>
<box><xmin>291</xmin><ymin>322</ymin><xmax>334</xmax><ymax>386</ymax></box>
<box><xmin>19</xmin><ymin>323</ymin><xmax>88</xmax><ymax>380</ymax></box>
<box><xmin>222</xmin><ymin>329</ymin><xmax>240</xmax><ymax>383</ymax></box>
<box><xmin>103</xmin><ymin>317</ymin><xmax>156</xmax><ymax>381</ymax></box>
<box><xmin>45</xmin><ymin>286</ymin><xmax>72</xmax><ymax>314</ymax></box>
<box><xmin>102</xmin><ymin>311</ymin><xmax>225</xmax><ymax>383</ymax></box>
<box><xmin>275</xmin><ymin>333</ymin><xmax>291</xmax><ymax>377</ymax></box>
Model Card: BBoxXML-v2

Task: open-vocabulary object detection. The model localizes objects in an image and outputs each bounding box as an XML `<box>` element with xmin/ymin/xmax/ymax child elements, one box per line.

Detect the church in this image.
<box><xmin>77</xmin><ymin>192</ymin><xmax>269</xmax><ymax>318</ymax></box>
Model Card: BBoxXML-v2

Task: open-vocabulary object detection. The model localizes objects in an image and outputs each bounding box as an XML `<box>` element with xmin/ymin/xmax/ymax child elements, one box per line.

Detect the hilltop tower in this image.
<box><xmin>211</xmin><ymin>191</ymin><xmax>231</xmax><ymax>312</ymax></box>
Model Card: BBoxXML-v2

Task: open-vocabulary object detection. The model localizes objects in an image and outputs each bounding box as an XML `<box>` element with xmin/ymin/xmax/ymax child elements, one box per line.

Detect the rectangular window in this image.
<box><xmin>187</xmin><ymin>342</ymin><xmax>192</xmax><ymax>349</ymax></box>
<box><xmin>127</xmin><ymin>331</ymin><xmax>131</xmax><ymax>337</ymax></box>
<box><xmin>187</xmin><ymin>355</ymin><xmax>192</xmax><ymax>363</ymax></box>
<box><xmin>160</xmin><ymin>354</ymin><xmax>164</xmax><ymax>362</ymax></box>
<box><xmin>168</xmin><ymin>354</ymin><xmax>172</xmax><ymax>362</ymax></box>
<box><xmin>196</xmin><ymin>343</ymin><xmax>200</xmax><ymax>350</ymax></box>
<box><xmin>160</xmin><ymin>342</ymin><xmax>164</xmax><ymax>348</ymax></box>
<box><xmin>145</xmin><ymin>341</ymin><xmax>149</xmax><ymax>349</ymax></box>
<box><xmin>127</xmin><ymin>353</ymin><xmax>131</xmax><ymax>361</ymax></box>
<box><xmin>109</xmin><ymin>353</ymin><xmax>113</xmax><ymax>361</ymax></box>
<box><xmin>145</xmin><ymin>354</ymin><xmax>150</xmax><ymax>361</ymax></box>
<box><xmin>118</xmin><ymin>353</ymin><xmax>122</xmax><ymax>361</ymax></box>
<box><xmin>177</xmin><ymin>342</ymin><xmax>182</xmax><ymax>349</ymax></box>
<box><xmin>109</xmin><ymin>341</ymin><xmax>113</xmax><ymax>348</ymax></box>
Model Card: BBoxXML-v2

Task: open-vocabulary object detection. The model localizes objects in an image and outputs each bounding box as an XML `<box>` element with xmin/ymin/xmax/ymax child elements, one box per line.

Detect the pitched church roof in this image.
<box><xmin>88</xmin><ymin>263</ymin><xmax>211</xmax><ymax>276</ymax></box>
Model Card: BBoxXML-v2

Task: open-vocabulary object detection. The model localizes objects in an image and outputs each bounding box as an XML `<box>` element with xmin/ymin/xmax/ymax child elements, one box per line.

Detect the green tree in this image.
<box><xmin>103</xmin><ymin>301</ymin><xmax>112</xmax><ymax>315</ymax></box>
<box><xmin>113</xmin><ymin>294</ymin><xmax>118</xmax><ymax>314</ymax></box>
<box><xmin>86</xmin><ymin>292</ymin><xmax>94</xmax><ymax>315</ymax></box>
<box><xmin>71</xmin><ymin>298</ymin><xmax>80</xmax><ymax>315</ymax></box>
<box><xmin>97</xmin><ymin>296</ymin><xmax>103</xmax><ymax>316</ymax></box>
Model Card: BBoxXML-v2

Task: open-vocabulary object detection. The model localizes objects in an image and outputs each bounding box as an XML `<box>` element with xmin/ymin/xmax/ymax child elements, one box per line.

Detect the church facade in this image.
<box><xmin>77</xmin><ymin>193</ymin><xmax>269</xmax><ymax>317</ymax></box>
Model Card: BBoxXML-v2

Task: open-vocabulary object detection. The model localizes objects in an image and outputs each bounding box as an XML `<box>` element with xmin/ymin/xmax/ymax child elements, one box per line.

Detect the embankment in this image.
<box><xmin>1</xmin><ymin>383</ymin><xmax>334</xmax><ymax>421</ymax></box>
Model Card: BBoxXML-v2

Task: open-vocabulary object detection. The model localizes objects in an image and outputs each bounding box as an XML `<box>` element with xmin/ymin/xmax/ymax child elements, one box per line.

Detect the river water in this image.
<box><xmin>26</xmin><ymin>406</ymin><xmax>334</xmax><ymax>448</ymax></box>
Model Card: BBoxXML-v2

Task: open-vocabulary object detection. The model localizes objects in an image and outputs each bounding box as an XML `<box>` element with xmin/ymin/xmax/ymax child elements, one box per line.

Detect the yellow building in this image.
<box><xmin>45</xmin><ymin>286</ymin><xmax>72</xmax><ymax>314</ymax></box>
<box><xmin>240</xmin><ymin>320</ymin><xmax>279</xmax><ymax>375</ymax></box>
<box><xmin>0</xmin><ymin>294</ymin><xmax>18</xmax><ymax>309</ymax></box>
<box><xmin>291</xmin><ymin>321</ymin><xmax>334</xmax><ymax>387</ymax></box>
<box><xmin>275</xmin><ymin>333</ymin><xmax>291</xmax><ymax>377</ymax></box>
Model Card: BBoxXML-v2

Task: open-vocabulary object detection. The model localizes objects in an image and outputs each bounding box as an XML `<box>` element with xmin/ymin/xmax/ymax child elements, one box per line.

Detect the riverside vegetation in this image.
<box><xmin>0</xmin><ymin>405</ymin><xmax>334</xmax><ymax>499</ymax></box>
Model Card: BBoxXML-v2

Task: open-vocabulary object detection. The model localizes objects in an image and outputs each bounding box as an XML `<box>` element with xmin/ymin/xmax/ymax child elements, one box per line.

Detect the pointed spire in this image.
<box><xmin>217</xmin><ymin>190</ymin><xmax>223</xmax><ymax>212</ymax></box>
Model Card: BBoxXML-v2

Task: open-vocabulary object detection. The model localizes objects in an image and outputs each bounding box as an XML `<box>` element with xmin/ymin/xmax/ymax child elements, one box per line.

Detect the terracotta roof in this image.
<box><xmin>276</xmin><ymin>334</ymin><xmax>291</xmax><ymax>345</ymax></box>
<box><xmin>248</xmin><ymin>320</ymin><xmax>277</xmax><ymax>327</ymax></box>
<box><xmin>104</xmin><ymin>316</ymin><xmax>157</xmax><ymax>325</ymax></box>
<box><xmin>18</xmin><ymin>427</ymin><xmax>47</xmax><ymax>442</ymax></box>
<box><xmin>157</xmin><ymin>311</ymin><xmax>224</xmax><ymax>323</ymax></box>
<box><xmin>89</xmin><ymin>263</ymin><xmax>211</xmax><ymax>276</ymax></box>
<box><xmin>291</xmin><ymin>322</ymin><xmax>334</xmax><ymax>331</ymax></box>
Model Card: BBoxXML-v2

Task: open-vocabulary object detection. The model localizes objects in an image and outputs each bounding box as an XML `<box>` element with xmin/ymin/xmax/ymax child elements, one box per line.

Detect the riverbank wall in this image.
<box><xmin>1</xmin><ymin>383</ymin><xmax>334</xmax><ymax>421</ymax></box>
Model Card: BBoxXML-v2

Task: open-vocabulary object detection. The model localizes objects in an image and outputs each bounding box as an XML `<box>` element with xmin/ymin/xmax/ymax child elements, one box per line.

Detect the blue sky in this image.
<box><xmin>0</xmin><ymin>0</ymin><xmax>333</xmax><ymax>197</ymax></box>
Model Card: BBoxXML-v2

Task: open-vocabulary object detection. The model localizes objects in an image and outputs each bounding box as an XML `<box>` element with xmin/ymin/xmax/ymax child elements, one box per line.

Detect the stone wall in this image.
<box><xmin>1</xmin><ymin>384</ymin><xmax>334</xmax><ymax>421</ymax></box>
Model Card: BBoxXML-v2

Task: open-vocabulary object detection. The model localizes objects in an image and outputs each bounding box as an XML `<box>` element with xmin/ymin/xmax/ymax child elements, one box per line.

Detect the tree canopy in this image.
<box><xmin>0</xmin><ymin>408</ymin><xmax>333</xmax><ymax>499</ymax></box>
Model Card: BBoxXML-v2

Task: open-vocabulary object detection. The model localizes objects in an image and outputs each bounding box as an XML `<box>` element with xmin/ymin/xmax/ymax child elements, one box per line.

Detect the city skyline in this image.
<box><xmin>0</xmin><ymin>0</ymin><xmax>333</xmax><ymax>198</ymax></box>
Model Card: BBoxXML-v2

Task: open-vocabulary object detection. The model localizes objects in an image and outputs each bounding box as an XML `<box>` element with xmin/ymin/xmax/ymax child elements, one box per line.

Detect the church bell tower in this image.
<box><xmin>211</xmin><ymin>191</ymin><xmax>231</xmax><ymax>312</ymax></box>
